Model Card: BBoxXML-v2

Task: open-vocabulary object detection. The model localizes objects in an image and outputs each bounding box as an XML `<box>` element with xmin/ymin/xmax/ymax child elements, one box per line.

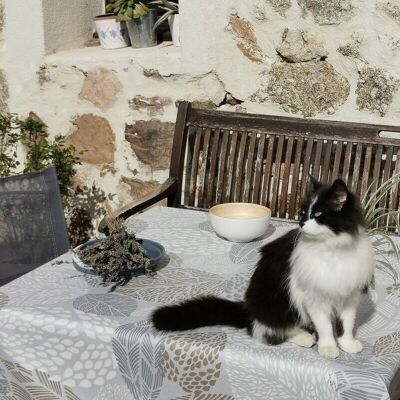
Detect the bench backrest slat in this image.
<box><xmin>169</xmin><ymin>102</ymin><xmax>400</xmax><ymax>225</ymax></box>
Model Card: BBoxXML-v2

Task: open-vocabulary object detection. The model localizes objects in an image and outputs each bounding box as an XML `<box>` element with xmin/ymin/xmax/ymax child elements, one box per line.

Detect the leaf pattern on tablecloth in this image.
<box><xmin>332</xmin><ymin>341</ymin><xmax>397</xmax><ymax>390</ymax></box>
<box><xmin>0</xmin><ymin>358</ymin><xmax>80</xmax><ymax>399</ymax></box>
<box><xmin>225</xmin><ymin>330</ymin><xmax>338</xmax><ymax>400</ymax></box>
<box><xmin>93</xmin><ymin>383</ymin><xmax>133</xmax><ymax>400</ymax></box>
<box><xmin>0</xmin><ymin>307</ymin><xmax>118</xmax><ymax>387</ymax></box>
<box><xmin>229</xmin><ymin>242</ymin><xmax>261</xmax><ymax>265</ymax></box>
<box><xmin>2</xmin><ymin>267</ymin><xmax>89</xmax><ymax>307</ymax></box>
<box><xmin>334</xmin><ymin>370</ymin><xmax>389</xmax><ymax>400</ymax></box>
<box><xmin>117</xmin><ymin>266</ymin><xmax>225</xmax><ymax>304</ymax></box>
<box><xmin>0</xmin><ymin>367</ymin><xmax>10</xmax><ymax>396</ymax></box>
<box><xmin>223</xmin><ymin>265</ymin><xmax>255</xmax><ymax>301</ymax></box>
<box><xmin>176</xmin><ymin>394</ymin><xmax>234</xmax><ymax>400</ymax></box>
<box><xmin>374</xmin><ymin>331</ymin><xmax>400</xmax><ymax>356</ymax></box>
<box><xmin>112</xmin><ymin>324</ymin><xmax>165</xmax><ymax>399</ymax></box>
<box><xmin>198</xmin><ymin>221</ymin><xmax>214</xmax><ymax>233</ymax></box>
<box><xmin>386</xmin><ymin>284</ymin><xmax>400</xmax><ymax>297</ymax></box>
<box><xmin>83</xmin><ymin>274</ymin><xmax>104</xmax><ymax>287</ymax></box>
<box><xmin>73</xmin><ymin>294</ymin><xmax>137</xmax><ymax>317</ymax></box>
<box><xmin>0</xmin><ymin>292</ymin><xmax>9</xmax><ymax>310</ymax></box>
<box><xmin>162</xmin><ymin>332</ymin><xmax>227</xmax><ymax>396</ymax></box>
<box><xmin>184</xmin><ymin>254</ymin><xmax>243</xmax><ymax>276</ymax></box>
<box><xmin>126</xmin><ymin>218</ymin><xmax>149</xmax><ymax>234</ymax></box>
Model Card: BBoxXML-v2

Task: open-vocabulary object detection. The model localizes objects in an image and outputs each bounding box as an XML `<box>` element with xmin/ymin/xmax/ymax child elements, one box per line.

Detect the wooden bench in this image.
<box><xmin>99</xmin><ymin>101</ymin><xmax>400</xmax><ymax>232</ymax></box>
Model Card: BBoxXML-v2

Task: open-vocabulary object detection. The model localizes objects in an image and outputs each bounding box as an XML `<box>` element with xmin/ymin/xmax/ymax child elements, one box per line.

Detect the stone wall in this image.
<box><xmin>0</xmin><ymin>0</ymin><xmax>8</xmax><ymax>113</ymax></box>
<box><xmin>181</xmin><ymin>0</ymin><xmax>400</xmax><ymax>122</ymax></box>
<box><xmin>5</xmin><ymin>0</ymin><xmax>400</xmax><ymax>214</ymax></box>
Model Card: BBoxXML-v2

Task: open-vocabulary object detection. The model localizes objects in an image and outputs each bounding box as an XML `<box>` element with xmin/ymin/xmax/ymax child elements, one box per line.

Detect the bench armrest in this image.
<box><xmin>98</xmin><ymin>177</ymin><xmax>179</xmax><ymax>234</ymax></box>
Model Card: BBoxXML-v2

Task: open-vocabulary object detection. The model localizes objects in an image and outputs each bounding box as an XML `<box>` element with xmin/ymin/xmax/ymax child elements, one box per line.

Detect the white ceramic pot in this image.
<box><xmin>94</xmin><ymin>14</ymin><xmax>130</xmax><ymax>50</ymax></box>
<box><xmin>209</xmin><ymin>203</ymin><xmax>271</xmax><ymax>243</ymax></box>
<box><xmin>168</xmin><ymin>13</ymin><xmax>180</xmax><ymax>47</ymax></box>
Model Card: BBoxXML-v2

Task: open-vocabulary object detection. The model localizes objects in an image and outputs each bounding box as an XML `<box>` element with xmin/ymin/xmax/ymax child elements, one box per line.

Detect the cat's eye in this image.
<box><xmin>314</xmin><ymin>211</ymin><xmax>322</xmax><ymax>217</ymax></box>
<box><xmin>300</xmin><ymin>210</ymin><xmax>305</xmax><ymax>215</ymax></box>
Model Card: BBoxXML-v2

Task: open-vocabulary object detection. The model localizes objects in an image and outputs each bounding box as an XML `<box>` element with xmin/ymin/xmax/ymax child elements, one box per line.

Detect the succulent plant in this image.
<box><xmin>106</xmin><ymin>0</ymin><xmax>150</xmax><ymax>22</ymax></box>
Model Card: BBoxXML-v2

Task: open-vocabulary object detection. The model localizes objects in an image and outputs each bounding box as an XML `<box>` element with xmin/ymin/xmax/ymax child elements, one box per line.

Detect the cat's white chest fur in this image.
<box><xmin>289</xmin><ymin>231</ymin><xmax>375</xmax><ymax>321</ymax></box>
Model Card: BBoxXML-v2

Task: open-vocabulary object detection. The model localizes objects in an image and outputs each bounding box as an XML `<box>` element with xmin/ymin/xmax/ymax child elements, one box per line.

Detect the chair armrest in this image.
<box><xmin>98</xmin><ymin>176</ymin><xmax>179</xmax><ymax>234</ymax></box>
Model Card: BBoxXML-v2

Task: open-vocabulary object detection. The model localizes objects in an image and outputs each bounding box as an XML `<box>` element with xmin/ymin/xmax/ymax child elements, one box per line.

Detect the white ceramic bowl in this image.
<box><xmin>209</xmin><ymin>203</ymin><xmax>271</xmax><ymax>242</ymax></box>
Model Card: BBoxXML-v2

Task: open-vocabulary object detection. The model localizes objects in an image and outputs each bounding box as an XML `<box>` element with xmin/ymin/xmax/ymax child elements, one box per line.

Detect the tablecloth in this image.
<box><xmin>0</xmin><ymin>206</ymin><xmax>400</xmax><ymax>400</ymax></box>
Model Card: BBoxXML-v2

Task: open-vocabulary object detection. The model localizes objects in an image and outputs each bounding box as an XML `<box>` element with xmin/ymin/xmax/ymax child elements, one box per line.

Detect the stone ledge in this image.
<box><xmin>44</xmin><ymin>42</ymin><xmax>183</xmax><ymax>76</ymax></box>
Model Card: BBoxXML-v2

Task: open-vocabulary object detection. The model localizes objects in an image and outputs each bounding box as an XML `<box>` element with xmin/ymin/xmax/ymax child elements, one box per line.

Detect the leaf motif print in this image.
<box><xmin>229</xmin><ymin>242</ymin><xmax>261</xmax><ymax>265</ymax></box>
<box><xmin>112</xmin><ymin>324</ymin><xmax>165</xmax><ymax>400</ymax></box>
<box><xmin>198</xmin><ymin>221</ymin><xmax>214</xmax><ymax>233</ymax></box>
<box><xmin>374</xmin><ymin>331</ymin><xmax>400</xmax><ymax>356</ymax></box>
<box><xmin>73</xmin><ymin>294</ymin><xmax>137</xmax><ymax>317</ymax></box>
<box><xmin>126</xmin><ymin>218</ymin><xmax>149</xmax><ymax>234</ymax></box>
<box><xmin>161</xmin><ymin>332</ymin><xmax>227</xmax><ymax>397</ymax></box>
<box><xmin>0</xmin><ymin>358</ymin><xmax>81</xmax><ymax>400</ymax></box>
<box><xmin>224</xmin><ymin>331</ymin><xmax>338</xmax><ymax>400</ymax></box>
<box><xmin>117</xmin><ymin>265</ymin><xmax>225</xmax><ymax>305</ymax></box>
<box><xmin>0</xmin><ymin>292</ymin><xmax>9</xmax><ymax>310</ymax></box>
<box><xmin>176</xmin><ymin>394</ymin><xmax>234</xmax><ymax>400</ymax></box>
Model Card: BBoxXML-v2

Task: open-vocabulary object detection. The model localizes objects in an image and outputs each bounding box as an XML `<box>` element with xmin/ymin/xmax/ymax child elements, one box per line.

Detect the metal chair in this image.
<box><xmin>0</xmin><ymin>165</ymin><xmax>69</xmax><ymax>285</ymax></box>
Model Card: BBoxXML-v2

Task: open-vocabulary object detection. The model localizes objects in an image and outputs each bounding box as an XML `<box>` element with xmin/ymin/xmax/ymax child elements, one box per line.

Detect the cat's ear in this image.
<box><xmin>308</xmin><ymin>174</ymin><xmax>322</xmax><ymax>192</ymax></box>
<box><xmin>330</xmin><ymin>179</ymin><xmax>348</xmax><ymax>211</ymax></box>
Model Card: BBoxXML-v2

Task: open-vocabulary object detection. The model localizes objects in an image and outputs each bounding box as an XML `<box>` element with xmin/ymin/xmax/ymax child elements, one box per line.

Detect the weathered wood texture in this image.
<box><xmin>178</xmin><ymin>103</ymin><xmax>400</xmax><ymax>223</ymax></box>
<box><xmin>102</xmin><ymin>102</ymin><xmax>400</xmax><ymax>232</ymax></box>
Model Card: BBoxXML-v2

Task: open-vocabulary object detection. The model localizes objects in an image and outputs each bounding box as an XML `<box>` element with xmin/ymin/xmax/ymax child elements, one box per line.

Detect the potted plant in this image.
<box><xmin>151</xmin><ymin>0</ymin><xmax>179</xmax><ymax>47</ymax></box>
<box><xmin>94</xmin><ymin>13</ymin><xmax>131</xmax><ymax>50</ymax></box>
<box><xmin>106</xmin><ymin>0</ymin><xmax>157</xmax><ymax>48</ymax></box>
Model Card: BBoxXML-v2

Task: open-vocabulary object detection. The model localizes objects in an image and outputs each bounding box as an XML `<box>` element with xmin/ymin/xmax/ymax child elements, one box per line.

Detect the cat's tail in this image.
<box><xmin>151</xmin><ymin>296</ymin><xmax>250</xmax><ymax>331</ymax></box>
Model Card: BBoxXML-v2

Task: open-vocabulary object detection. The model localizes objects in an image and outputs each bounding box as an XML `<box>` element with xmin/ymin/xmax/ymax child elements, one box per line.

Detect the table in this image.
<box><xmin>0</xmin><ymin>206</ymin><xmax>400</xmax><ymax>400</ymax></box>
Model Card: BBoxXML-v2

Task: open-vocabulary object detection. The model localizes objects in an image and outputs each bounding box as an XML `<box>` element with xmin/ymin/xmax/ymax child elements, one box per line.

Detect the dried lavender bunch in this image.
<box><xmin>77</xmin><ymin>225</ymin><xmax>151</xmax><ymax>288</ymax></box>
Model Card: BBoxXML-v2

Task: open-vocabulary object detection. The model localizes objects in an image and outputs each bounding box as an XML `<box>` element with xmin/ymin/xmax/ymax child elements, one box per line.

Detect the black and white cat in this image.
<box><xmin>152</xmin><ymin>178</ymin><xmax>375</xmax><ymax>359</ymax></box>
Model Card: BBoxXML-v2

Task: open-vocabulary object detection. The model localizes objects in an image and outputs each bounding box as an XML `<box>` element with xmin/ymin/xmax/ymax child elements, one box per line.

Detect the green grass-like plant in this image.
<box><xmin>362</xmin><ymin>173</ymin><xmax>400</xmax><ymax>282</ymax></box>
<box><xmin>150</xmin><ymin>0</ymin><xmax>178</xmax><ymax>30</ymax></box>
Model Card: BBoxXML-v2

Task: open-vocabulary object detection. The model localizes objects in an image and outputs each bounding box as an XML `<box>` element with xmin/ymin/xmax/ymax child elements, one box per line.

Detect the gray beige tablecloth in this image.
<box><xmin>0</xmin><ymin>206</ymin><xmax>400</xmax><ymax>400</ymax></box>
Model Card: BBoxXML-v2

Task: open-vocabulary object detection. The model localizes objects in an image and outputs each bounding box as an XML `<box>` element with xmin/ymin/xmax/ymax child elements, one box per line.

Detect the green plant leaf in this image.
<box><xmin>152</xmin><ymin>9</ymin><xmax>174</xmax><ymax>30</ymax></box>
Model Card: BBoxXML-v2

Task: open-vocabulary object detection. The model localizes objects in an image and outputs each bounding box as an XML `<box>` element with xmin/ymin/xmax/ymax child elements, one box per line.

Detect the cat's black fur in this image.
<box><xmin>152</xmin><ymin>179</ymin><xmax>365</xmax><ymax>344</ymax></box>
<box><xmin>300</xmin><ymin>178</ymin><xmax>364</xmax><ymax>235</ymax></box>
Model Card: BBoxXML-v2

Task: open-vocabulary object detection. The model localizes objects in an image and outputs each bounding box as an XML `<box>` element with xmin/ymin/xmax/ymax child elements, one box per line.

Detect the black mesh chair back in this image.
<box><xmin>0</xmin><ymin>165</ymin><xmax>69</xmax><ymax>284</ymax></box>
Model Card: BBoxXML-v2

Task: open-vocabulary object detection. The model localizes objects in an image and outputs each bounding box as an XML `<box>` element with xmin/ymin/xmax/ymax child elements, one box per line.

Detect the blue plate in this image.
<box><xmin>72</xmin><ymin>238</ymin><xmax>165</xmax><ymax>275</ymax></box>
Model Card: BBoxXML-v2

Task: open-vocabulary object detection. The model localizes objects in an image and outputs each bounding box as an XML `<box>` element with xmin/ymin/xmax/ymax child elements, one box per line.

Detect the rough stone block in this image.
<box><xmin>276</xmin><ymin>29</ymin><xmax>328</xmax><ymax>62</ymax></box>
<box><xmin>356</xmin><ymin>66</ymin><xmax>400</xmax><ymax>116</ymax></box>
<box><xmin>67</xmin><ymin>114</ymin><xmax>115</xmax><ymax>164</ymax></box>
<box><xmin>298</xmin><ymin>0</ymin><xmax>352</xmax><ymax>25</ymax></box>
<box><xmin>268</xmin><ymin>0</ymin><xmax>292</xmax><ymax>16</ymax></box>
<box><xmin>79</xmin><ymin>68</ymin><xmax>122</xmax><ymax>111</ymax></box>
<box><xmin>125</xmin><ymin>120</ymin><xmax>175</xmax><ymax>170</ymax></box>
<box><xmin>129</xmin><ymin>95</ymin><xmax>173</xmax><ymax>117</ymax></box>
<box><xmin>377</xmin><ymin>0</ymin><xmax>400</xmax><ymax>24</ymax></box>
<box><xmin>120</xmin><ymin>177</ymin><xmax>161</xmax><ymax>200</ymax></box>
<box><xmin>267</xmin><ymin>61</ymin><xmax>350</xmax><ymax>117</ymax></box>
<box><xmin>227</xmin><ymin>15</ymin><xmax>264</xmax><ymax>64</ymax></box>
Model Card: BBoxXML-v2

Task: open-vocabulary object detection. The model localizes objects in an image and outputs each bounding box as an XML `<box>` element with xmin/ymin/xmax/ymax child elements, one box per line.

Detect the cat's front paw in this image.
<box><xmin>318</xmin><ymin>345</ymin><xmax>339</xmax><ymax>359</ymax></box>
<box><xmin>288</xmin><ymin>332</ymin><xmax>316</xmax><ymax>348</ymax></box>
<box><xmin>338</xmin><ymin>337</ymin><xmax>363</xmax><ymax>354</ymax></box>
